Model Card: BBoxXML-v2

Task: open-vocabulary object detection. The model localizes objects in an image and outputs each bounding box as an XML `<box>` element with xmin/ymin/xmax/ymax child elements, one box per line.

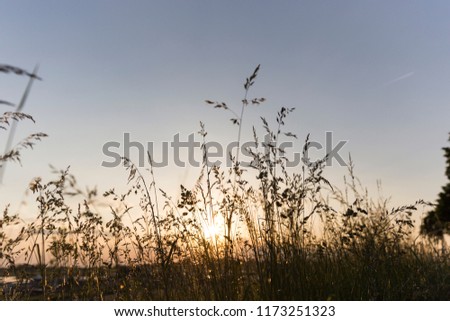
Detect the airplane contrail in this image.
<box><xmin>383</xmin><ymin>71</ymin><xmax>415</xmax><ymax>87</ymax></box>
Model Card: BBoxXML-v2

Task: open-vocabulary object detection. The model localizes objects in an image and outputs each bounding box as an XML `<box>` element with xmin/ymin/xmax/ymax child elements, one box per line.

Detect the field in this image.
<box><xmin>1</xmin><ymin>65</ymin><xmax>449</xmax><ymax>301</ymax></box>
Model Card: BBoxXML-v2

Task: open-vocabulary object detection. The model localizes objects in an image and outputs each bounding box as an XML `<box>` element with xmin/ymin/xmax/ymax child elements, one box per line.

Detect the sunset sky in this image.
<box><xmin>1</xmin><ymin>0</ymin><xmax>450</xmax><ymax>224</ymax></box>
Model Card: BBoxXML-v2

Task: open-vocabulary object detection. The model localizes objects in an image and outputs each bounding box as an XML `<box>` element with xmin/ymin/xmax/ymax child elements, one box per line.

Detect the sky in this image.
<box><xmin>1</xmin><ymin>0</ymin><xmax>450</xmax><ymax>225</ymax></box>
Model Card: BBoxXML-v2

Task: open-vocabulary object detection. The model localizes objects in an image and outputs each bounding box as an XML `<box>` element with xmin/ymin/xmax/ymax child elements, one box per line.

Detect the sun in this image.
<box><xmin>202</xmin><ymin>215</ymin><xmax>225</xmax><ymax>241</ymax></box>
<box><xmin>203</xmin><ymin>223</ymin><xmax>219</xmax><ymax>240</ymax></box>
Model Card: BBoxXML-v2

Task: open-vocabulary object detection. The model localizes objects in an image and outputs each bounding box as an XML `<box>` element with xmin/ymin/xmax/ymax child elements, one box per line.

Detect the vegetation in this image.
<box><xmin>421</xmin><ymin>134</ymin><xmax>450</xmax><ymax>243</ymax></box>
<box><xmin>1</xmin><ymin>65</ymin><xmax>449</xmax><ymax>300</ymax></box>
<box><xmin>0</xmin><ymin>64</ymin><xmax>46</xmax><ymax>181</ymax></box>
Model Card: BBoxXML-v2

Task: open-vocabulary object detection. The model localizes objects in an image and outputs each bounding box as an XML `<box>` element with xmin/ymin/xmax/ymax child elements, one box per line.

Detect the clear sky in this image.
<box><xmin>1</xmin><ymin>0</ymin><xmax>449</xmax><ymax>224</ymax></box>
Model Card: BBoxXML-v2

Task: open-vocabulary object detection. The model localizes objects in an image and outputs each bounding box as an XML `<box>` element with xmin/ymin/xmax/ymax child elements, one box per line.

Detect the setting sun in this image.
<box><xmin>201</xmin><ymin>213</ymin><xmax>226</xmax><ymax>241</ymax></box>
<box><xmin>203</xmin><ymin>223</ymin><xmax>219</xmax><ymax>240</ymax></box>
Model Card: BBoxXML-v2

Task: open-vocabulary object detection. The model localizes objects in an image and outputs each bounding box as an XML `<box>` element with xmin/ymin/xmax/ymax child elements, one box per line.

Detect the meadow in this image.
<box><xmin>1</xmin><ymin>65</ymin><xmax>449</xmax><ymax>300</ymax></box>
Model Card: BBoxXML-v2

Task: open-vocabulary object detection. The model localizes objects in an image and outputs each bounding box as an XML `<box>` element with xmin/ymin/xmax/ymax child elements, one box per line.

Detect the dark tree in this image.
<box><xmin>421</xmin><ymin>133</ymin><xmax>450</xmax><ymax>241</ymax></box>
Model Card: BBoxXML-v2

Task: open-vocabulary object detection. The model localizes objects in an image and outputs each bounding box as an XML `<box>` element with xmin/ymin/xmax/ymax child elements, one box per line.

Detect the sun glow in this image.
<box><xmin>202</xmin><ymin>214</ymin><xmax>225</xmax><ymax>241</ymax></box>
<box><xmin>203</xmin><ymin>223</ymin><xmax>219</xmax><ymax>240</ymax></box>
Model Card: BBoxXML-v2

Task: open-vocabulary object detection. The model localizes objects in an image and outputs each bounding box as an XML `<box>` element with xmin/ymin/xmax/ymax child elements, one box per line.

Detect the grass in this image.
<box><xmin>1</xmin><ymin>65</ymin><xmax>449</xmax><ymax>301</ymax></box>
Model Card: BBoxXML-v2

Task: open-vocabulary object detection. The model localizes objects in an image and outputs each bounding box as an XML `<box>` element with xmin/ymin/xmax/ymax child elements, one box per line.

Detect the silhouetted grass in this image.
<box><xmin>1</xmin><ymin>65</ymin><xmax>449</xmax><ymax>300</ymax></box>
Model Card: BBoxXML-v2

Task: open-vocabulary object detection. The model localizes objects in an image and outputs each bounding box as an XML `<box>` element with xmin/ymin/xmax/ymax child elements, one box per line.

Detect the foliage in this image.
<box><xmin>421</xmin><ymin>134</ymin><xmax>450</xmax><ymax>240</ymax></box>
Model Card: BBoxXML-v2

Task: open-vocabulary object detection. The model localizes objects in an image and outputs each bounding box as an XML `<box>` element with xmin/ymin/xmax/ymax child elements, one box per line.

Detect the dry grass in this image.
<box><xmin>1</xmin><ymin>65</ymin><xmax>449</xmax><ymax>300</ymax></box>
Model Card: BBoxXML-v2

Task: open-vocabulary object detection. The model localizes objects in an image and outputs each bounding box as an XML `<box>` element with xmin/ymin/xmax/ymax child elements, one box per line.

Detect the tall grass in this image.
<box><xmin>0</xmin><ymin>66</ymin><xmax>449</xmax><ymax>300</ymax></box>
